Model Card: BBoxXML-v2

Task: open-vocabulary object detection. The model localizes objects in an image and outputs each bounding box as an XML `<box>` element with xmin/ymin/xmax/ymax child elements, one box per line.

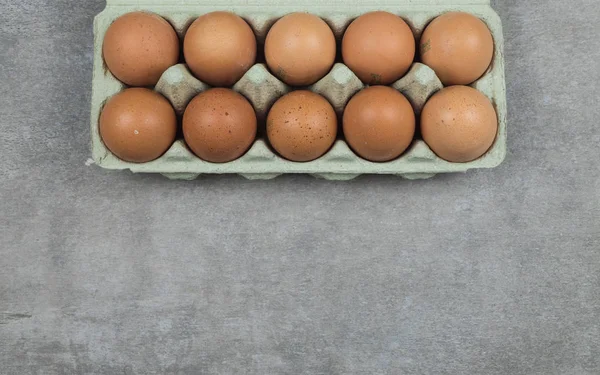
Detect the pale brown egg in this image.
<box><xmin>183</xmin><ymin>88</ymin><xmax>257</xmax><ymax>163</ymax></box>
<box><xmin>421</xmin><ymin>86</ymin><xmax>498</xmax><ymax>163</ymax></box>
<box><xmin>342</xmin><ymin>11</ymin><xmax>416</xmax><ymax>85</ymax></box>
<box><xmin>103</xmin><ymin>12</ymin><xmax>179</xmax><ymax>87</ymax></box>
<box><xmin>420</xmin><ymin>12</ymin><xmax>494</xmax><ymax>85</ymax></box>
<box><xmin>343</xmin><ymin>86</ymin><xmax>416</xmax><ymax>162</ymax></box>
<box><xmin>265</xmin><ymin>13</ymin><xmax>336</xmax><ymax>86</ymax></box>
<box><xmin>184</xmin><ymin>12</ymin><xmax>257</xmax><ymax>87</ymax></box>
<box><xmin>100</xmin><ymin>88</ymin><xmax>177</xmax><ymax>163</ymax></box>
<box><xmin>267</xmin><ymin>91</ymin><xmax>337</xmax><ymax>162</ymax></box>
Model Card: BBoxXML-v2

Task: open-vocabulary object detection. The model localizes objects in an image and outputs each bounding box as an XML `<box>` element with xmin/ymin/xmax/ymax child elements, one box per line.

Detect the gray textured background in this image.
<box><xmin>1</xmin><ymin>1</ymin><xmax>599</xmax><ymax>374</ymax></box>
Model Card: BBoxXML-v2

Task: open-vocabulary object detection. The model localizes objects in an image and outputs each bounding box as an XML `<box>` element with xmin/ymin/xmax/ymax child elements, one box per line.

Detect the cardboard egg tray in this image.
<box><xmin>91</xmin><ymin>0</ymin><xmax>506</xmax><ymax>180</ymax></box>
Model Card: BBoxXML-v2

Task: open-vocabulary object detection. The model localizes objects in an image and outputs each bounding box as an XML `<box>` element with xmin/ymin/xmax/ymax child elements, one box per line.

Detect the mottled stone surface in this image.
<box><xmin>1</xmin><ymin>1</ymin><xmax>599</xmax><ymax>374</ymax></box>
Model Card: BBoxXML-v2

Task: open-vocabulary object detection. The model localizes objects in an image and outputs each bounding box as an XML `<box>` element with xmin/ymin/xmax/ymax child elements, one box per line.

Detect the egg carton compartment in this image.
<box><xmin>91</xmin><ymin>0</ymin><xmax>506</xmax><ymax>181</ymax></box>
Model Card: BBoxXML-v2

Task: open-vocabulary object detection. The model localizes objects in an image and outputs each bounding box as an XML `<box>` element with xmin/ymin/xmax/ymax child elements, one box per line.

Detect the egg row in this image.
<box><xmin>103</xmin><ymin>10</ymin><xmax>495</xmax><ymax>89</ymax></box>
<box><xmin>100</xmin><ymin>85</ymin><xmax>497</xmax><ymax>165</ymax></box>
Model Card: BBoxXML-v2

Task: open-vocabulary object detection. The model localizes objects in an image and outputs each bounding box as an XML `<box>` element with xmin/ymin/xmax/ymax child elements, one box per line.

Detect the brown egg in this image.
<box><xmin>100</xmin><ymin>88</ymin><xmax>177</xmax><ymax>163</ymax></box>
<box><xmin>420</xmin><ymin>12</ymin><xmax>494</xmax><ymax>85</ymax></box>
<box><xmin>342</xmin><ymin>11</ymin><xmax>416</xmax><ymax>85</ymax></box>
<box><xmin>421</xmin><ymin>86</ymin><xmax>498</xmax><ymax>163</ymax></box>
<box><xmin>184</xmin><ymin>12</ymin><xmax>257</xmax><ymax>87</ymax></box>
<box><xmin>103</xmin><ymin>12</ymin><xmax>179</xmax><ymax>87</ymax></box>
<box><xmin>343</xmin><ymin>86</ymin><xmax>415</xmax><ymax>162</ymax></box>
<box><xmin>265</xmin><ymin>13</ymin><xmax>336</xmax><ymax>86</ymax></box>
<box><xmin>183</xmin><ymin>88</ymin><xmax>257</xmax><ymax>163</ymax></box>
<box><xmin>267</xmin><ymin>91</ymin><xmax>337</xmax><ymax>162</ymax></box>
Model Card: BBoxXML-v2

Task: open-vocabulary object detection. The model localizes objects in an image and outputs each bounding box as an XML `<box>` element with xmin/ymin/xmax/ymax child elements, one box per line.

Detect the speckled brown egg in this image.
<box><xmin>265</xmin><ymin>13</ymin><xmax>336</xmax><ymax>86</ymax></box>
<box><xmin>183</xmin><ymin>88</ymin><xmax>257</xmax><ymax>163</ymax></box>
<box><xmin>420</xmin><ymin>12</ymin><xmax>494</xmax><ymax>85</ymax></box>
<box><xmin>267</xmin><ymin>91</ymin><xmax>337</xmax><ymax>162</ymax></box>
<box><xmin>343</xmin><ymin>86</ymin><xmax>416</xmax><ymax>162</ymax></box>
<box><xmin>103</xmin><ymin>12</ymin><xmax>180</xmax><ymax>87</ymax></box>
<box><xmin>184</xmin><ymin>12</ymin><xmax>257</xmax><ymax>87</ymax></box>
<box><xmin>421</xmin><ymin>86</ymin><xmax>498</xmax><ymax>163</ymax></box>
<box><xmin>99</xmin><ymin>88</ymin><xmax>177</xmax><ymax>163</ymax></box>
<box><xmin>342</xmin><ymin>11</ymin><xmax>416</xmax><ymax>85</ymax></box>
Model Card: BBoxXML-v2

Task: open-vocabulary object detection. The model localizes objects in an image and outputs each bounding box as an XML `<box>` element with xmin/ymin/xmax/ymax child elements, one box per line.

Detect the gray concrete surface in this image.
<box><xmin>1</xmin><ymin>1</ymin><xmax>599</xmax><ymax>374</ymax></box>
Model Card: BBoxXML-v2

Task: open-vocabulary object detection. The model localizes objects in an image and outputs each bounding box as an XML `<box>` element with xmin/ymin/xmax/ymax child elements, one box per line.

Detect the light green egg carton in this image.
<box><xmin>91</xmin><ymin>0</ymin><xmax>506</xmax><ymax>181</ymax></box>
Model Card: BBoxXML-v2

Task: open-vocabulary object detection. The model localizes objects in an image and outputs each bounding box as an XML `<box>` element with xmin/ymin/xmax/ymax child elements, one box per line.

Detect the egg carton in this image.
<box><xmin>90</xmin><ymin>0</ymin><xmax>506</xmax><ymax>180</ymax></box>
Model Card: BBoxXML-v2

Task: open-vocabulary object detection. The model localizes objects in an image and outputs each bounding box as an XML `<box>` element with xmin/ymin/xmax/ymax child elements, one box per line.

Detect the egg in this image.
<box><xmin>343</xmin><ymin>86</ymin><xmax>415</xmax><ymax>162</ymax></box>
<box><xmin>184</xmin><ymin>12</ymin><xmax>257</xmax><ymax>87</ymax></box>
<box><xmin>100</xmin><ymin>88</ymin><xmax>177</xmax><ymax>163</ymax></box>
<box><xmin>183</xmin><ymin>88</ymin><xmax>257</xmax><ymax>163</ymax></box>
<box><xmin>103</xmin><ymin>12</ymin><xmax>179</xmax><ymax>87</ymax></box>
<box><xmin>265</xmin><ymin>13</ymin><xmax>336</xmax><ymax>86</ymax></box>
<box><xmin>267</xmin><ymin>91</ymin><xmax>337</xmax><ymax>162</ymax></box>
<box><xmin>421</xmin><ymin>86</ymin><xmax>497</xmax><ymax>163</ymax></box>
<box><xmin>420</xmin><ymin>12</ymin><xmax>494</xmax><ymax>85</ymax></box>
<box><xmin>342</xmin><ymin>11</ymin><xmax>416</xmax><ymax>85</ymax></box>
